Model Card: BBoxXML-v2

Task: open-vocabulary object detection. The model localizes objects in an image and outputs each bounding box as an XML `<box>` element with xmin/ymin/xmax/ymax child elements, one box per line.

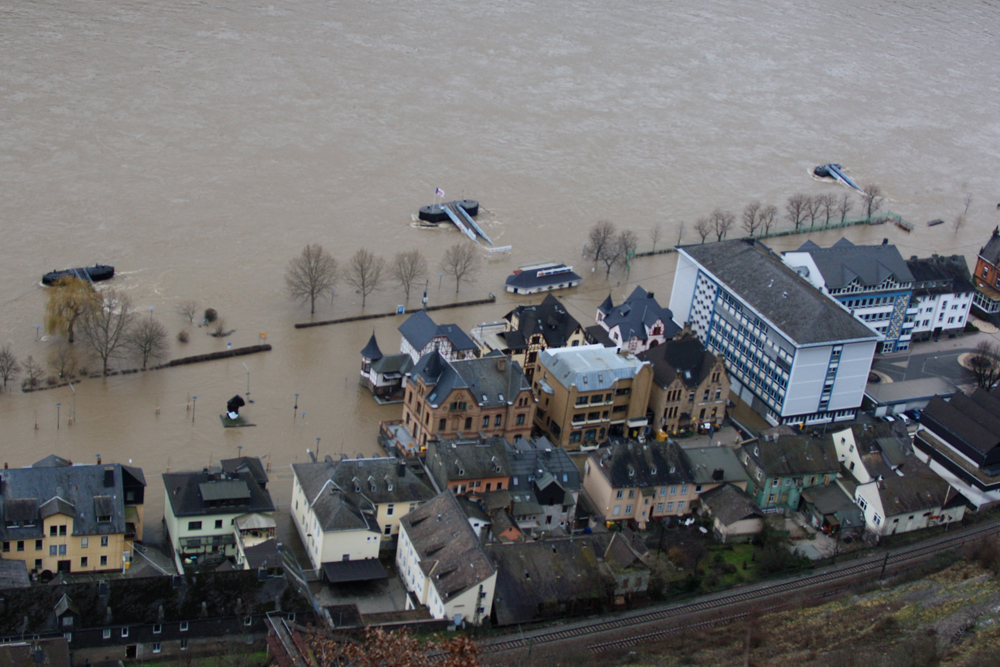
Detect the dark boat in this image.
<box><xmin>42</xmin><ymin>264</ymin><xmax>115</xmax><ymax>286</ymax></box>
<box><xmin>813</xmin><ymin>163</ymin><xmax>864</xmax><ymax>192</ymax></box>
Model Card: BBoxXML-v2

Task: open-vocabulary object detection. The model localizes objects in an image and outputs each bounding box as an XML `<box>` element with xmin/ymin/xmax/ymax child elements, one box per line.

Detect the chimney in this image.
<box><xmin>497</xmin><ymin>357</ymin><xmax>506</xmax><ymax>372</ymax></box>
<box><xmin>96</xmin><ymin>456</ymin><xmax>101</xmax><ymax>465</ymax></box>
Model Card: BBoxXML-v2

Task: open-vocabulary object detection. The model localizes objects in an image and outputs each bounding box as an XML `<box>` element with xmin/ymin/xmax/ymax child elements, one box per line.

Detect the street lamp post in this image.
<box><xmin>192</xmin><ymin>396</ymin><xmax>197</xmax><ymax>422</ymax></box>
<box><xmin>68</xmin><ymin>382</ymin><xmax>76</xmax><ymax>424</ymax></box>
<box><xmin>243</xmin><ymin>362</ymin><xmax>251</xmax><ymax>402</ymax></box>
<box><xmin>56</xmin><ymin>403</ymin><xmax>61</xmax><ymax>429</ymax></box>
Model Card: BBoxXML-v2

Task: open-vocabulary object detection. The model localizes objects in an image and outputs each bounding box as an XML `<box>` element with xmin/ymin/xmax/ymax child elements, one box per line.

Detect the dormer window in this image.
<box><xmin>651</xmin><ymin>468</ymin><xmax>657</xmax><ymax>475</ymax></box>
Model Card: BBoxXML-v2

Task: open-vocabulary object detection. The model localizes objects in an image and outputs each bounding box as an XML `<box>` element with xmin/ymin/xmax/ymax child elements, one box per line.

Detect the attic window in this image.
<box><xmin>651</xmin><ymin>468</ymin><xmax>657</xmax><ymax>475</ymax></box>
<box><xmin>498</xmin><ymin>394</ymin><xmax>504</xmax><ymax>402</ymax></box>
<box><xmin>628</xmin><ymin>468</ymin><xmax>635</xmax><ymax>477</ymax></box>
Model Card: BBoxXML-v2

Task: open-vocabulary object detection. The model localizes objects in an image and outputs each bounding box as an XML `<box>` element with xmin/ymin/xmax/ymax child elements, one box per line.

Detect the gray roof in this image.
<box><xmin>920</xmin><ymin>389</ymin><xmax>1000</xmax><ymax>472</ymax></box>
<box><xmin>293</xmin><ymin>457</ymin><xmax>434</xmax><ymax>534</ymax></box>
<box><xmin>505</xmin><ymin>264</ymin><xmax>581</xmax><ymax>290</ymax></box>
<box><xmin>537</xmin><ymin>345</ymin><xmax>649</xmax><ymax>392</ymax></box>
<box><xmin>0</xmin><ymin>461</ymin><xmax>145</xmax><ymax>540</ymax></box>
<box><xmin>638</xmin><ymin>334</ymin><xmax>717</xmax><ymax>389</ymax></box>
<box><xmin>980</xmin><ymin>226</ymin><xmax>1000</xmax><ymax>265</ymax></box>
<box><xmin>400</xmin><ymin>491</ymin><xmax>495</xmax><ymax>603</ymax></box>
<box><xmin>163</xmin><ymin>458</ymin><xmax>274</xmax><ymax>519</ymax></box>
<box><xmin>905</xmin><ymin>255</ymin><xmax>975</xmax><ymax>296</ymax></box>
<box><xmin>504</xmin><ymin>294</ymin><xmax>585</xmax><ymax>349</ymax></box>
<box><xmin>361</xmin><ymin>332</ymin><xmax>383</xmax><ymax>361</ymax></box>
<box><xmin>598</xmin><ymin>286</ymin><xmax>680</xmax><ymax>343</ymax></box>
<box><xmin>699</xmin><ymin>484</ymin><xmax>763</xmax><ymax>525</ymax></box>
<box><xmin>685</xmin><ymin>446</ymin><xmax>750</xmax><ymax>485</ymax></box>
<box><xmin>791</xmin><ymin>238</ymin><xmax>914</xmax><ymax>289</ymax></box>
<box><xmin>865</xmin><ymin>377</ymin><xmax>958</xmax><ymax>406</ymax></box>
<box><xmin>680</xmin><ymin>240</ymin><xmax>879</xmax><ymax>345</ymax></box>
<box><xmin>398</xmin><ymin>310</ymin><xmax>476</xmax><ymax>353</ymax></box>
<box><xmin>371</xmin><ymin>352</ymin><xmax>413</xmax><ymax>375</ymax></box>
<box><xmin>413</xmin><ymin>350</ymin><xmax>531</xmax><ymax>410</ymax></box>
<box><xmin>221</xmin><ymin>457</ymin><xmax>268</xmax><ymax>488</ymax></box>
<box><xmin>744</xmin><ymin>435</ymin><xmax>840</xmax><ymax>478</ymax></box>
<box><xmin>590</xmin><ymin>441</ymin><xmax>694</xmax><ymax>489</ymax></box>
<box><xmin>425</xmin><ymin>436</ymin><xmax>512</xmax><ymax>489</ymax></box>
<box><xmin>507</xmin><ymin>436</ymin><xmax>580</xmax><ymax>506</ymax></box>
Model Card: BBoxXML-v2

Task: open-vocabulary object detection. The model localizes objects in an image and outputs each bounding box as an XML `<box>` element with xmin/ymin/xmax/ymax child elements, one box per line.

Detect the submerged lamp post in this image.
<box><xmin>243</xmin><ymin>362</ymin><xmax>251</xmax><ymax>402</ymax></box>
<box><xmin>56</xmin><ymin>403</ymin><xmax>61</xmax><ymax>429</ymax></box>
<box><xmin>69</xmin><ymin>382</ymin><xmax>76</xmax><ymax>424</ymax></box>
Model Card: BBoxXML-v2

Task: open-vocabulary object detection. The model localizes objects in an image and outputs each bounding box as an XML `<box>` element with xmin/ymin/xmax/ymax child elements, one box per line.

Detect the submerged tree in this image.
<box><xmin>710</xmin><ymin>208</ymin><xmax>736</xmax><ymax>241</ymax></box>
<box><xmin>648</xmin><ymin>223</ymin><xmax>663</xmax><ymax>253</ymax></box>
<box><xmin>128</xmin><ymin>317</ymin><xmax>170</xmax><ymax>369</ymax></box>
<box><xmin>862</xmin><ymin>184</ymin><xmax>886</xmax><ymax>221</ymax></box>
<box><xmin>785</xmin><ymin>194</ymin><xmax>809</xmax><ymax>231</ymax></box>
<box><xmin>694</xmin><ymin>216</ymin><xmax>712</xmax><ymax>243</ymax></box>
<box><xmin>77</xmin><ymin>288</ymin><xmax>136</xmax><ymax>375</ymax></box>
<box><xmin>285</xmin><ymin>244</ymin><xmax>338</xmax><ymax>315</ymax></box>
<box><xmin>45</xmin><ymin>276</ymin><xmax>100</xmax><ymax>343</ymax></box>
<box><xmin>583</xmin><ymin>220</ymin><xmax>618</xmax><ymax>270</ymax></box>
<box><xmin>742</xmin><ymin>200</ymin><xmax>763</xmax><ymax>238</ymax></box>
<box><xmin>388</xmin><ymin>250</ymin><xmax>428</xmax><ymax>302</ymax></box>
<box><xmin>343</xmin><ymin>248</ymin><xmax>386</xmax><ymax>309</ymax></box>
<box><xmin>759</xmin><ymin>204</ymin><xmax>779</xmax><ymax>235</ymax></box>
<box><xmin>836</xmin><ymin>192</ymin><xmax>855</xmax><ymax>223</ymax></box>
<box><xmin>0</xmin><ymin>344</ymin><xmax>20</xmax><ymax>393</ymax></box>
<box><xmin>440</xmin><ymin>242</ymin><xmax>482</xmax><ymax>293</ymax></box>
<box><xmin>176</xmin><ymin>300</ymin><xmax>198</xmax><ymax>324</ymax></box>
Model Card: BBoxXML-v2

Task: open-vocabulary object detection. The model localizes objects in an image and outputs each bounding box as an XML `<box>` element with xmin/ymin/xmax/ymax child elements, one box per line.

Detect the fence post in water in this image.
<box><xmin>192</xmin><ymin>396</ymin><xmax>197</xmax><ymax>423</ymax></box>
<box><xmin>294</xmin><ymin>394</ymin><xmax>299</xmax><ymax>418</ymax></box>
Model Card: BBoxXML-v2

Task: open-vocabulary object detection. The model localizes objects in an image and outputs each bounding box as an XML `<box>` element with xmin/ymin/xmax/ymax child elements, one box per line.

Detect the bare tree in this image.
<box><xmin>616</xmin><ymin>229</ymin><xmax>639</xmax><ymax>276</ymax></box>
<box><xmin>760</xmin><ymin>205</ymin><xmax>778</xmax><ymax>235</ymax></box>
<box><xmin>343</xmin><ymin>248</ymin><xmax>386</xmax><ymax>308</ymax></box>
<box><xmin>969</xmin><ymin>340</ymin><xmax>1000</xmax><ymax>390</ymax></box>
<box><xmin>742</xmin><ymin>200</ymin><xmax>763</xmax><ymax>237</ymax></box>
<box><xmin>22</xmin><ymin>355</ymin><xmax>44</xmax><ymax>390</ymax></box>
<box><xmin>128</xmin><ymin>317</ymin><xmax>170</xmax><ymax>369</ymax></box>
<box><xmin>862</xmin><ymin>184</ymin><xmax>886</xmax><ymax>221</ymax></box>
<box><xmin>388</xmin><ymin>250</ymin><xmax>428</xmax><ymax>302</ymax></box>
<box><xmin>176</xmin><ymin>300</ymin><xmax>198</xmax><ymax>324</ymax></box>
<box><xmin>440</xmin><ymin>243</ymin><xmax>482</xmax><ymax>292</ymax></box>
<box><xmin>77</xmin><ymin>288</ymin><xmax>136</xmax><ymax>375</ymax></box>
<box><xmin>816</xmin><ymin>193</ymin><xmax>835</xmax><ymax>226</ymax></box>
<box><xmin>804</xmin><ymin>195</ymin><xmax>821</xmax><ymax>228</ymax></box>
<box><xmin>694</xmin><ymin>216</ymin><xmax>712</xmax><ymax>243</ymax></box>
<box><xmin>285</xmin><ymin>244</ymin><xmax>338</xmax><ymax>315</ymax></box>
<box><xmin>648</xmin><ymin>223</ymin><xmax>663</xmax><ymax>253</ymax></box>
<box><xmin>583</xmin><ymin>220</ymin><xmax>617</xmax><ymax>269</ymax></box>
<box><xmin>710</xmin><ymin>208</ymin><xmax>735</xmax><ymax>241</ymax></box>
<box><xmin>676</xmin><ymin>221</ymin><xmax>686</xmax><ymax>245</ymax></box>
<box><xmin>836</xmin><ymin>192</ymin><xmax>855</xmax><ymax>223</ymax></box>
<box><xmin>47</xmin><ymin>343</ymin><xmax>79</xmax><ymax>380</ymax></box>
<box><xmin>955</xmin><ymin>193</ymin><xmax>974</xmax><ymax>231</ymax></box>
<box><xmin>45</xmin><ymin>276</ymin><xmax>100</xmax><ymax>343</ymax></box>
<box><xmin>785</xmin><ymin>194</ymin><xmax>809</xmax><ymax>231</ymax></box>
<box><xmin>0</xmin><ymin>344</ymin><xmax>20</xmax><ymax>393</ymax></box>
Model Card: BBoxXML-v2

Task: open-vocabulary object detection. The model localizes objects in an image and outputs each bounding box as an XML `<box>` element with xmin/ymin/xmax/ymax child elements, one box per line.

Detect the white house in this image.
<box><xmin>398</xmin><ymin>311</ymin><xmax>478</xmax><ymax>364</ymax></box>
<box><xmin>396</xmin><ymin>491</ymin><xmax>497</xmax><ymax>626</ymax></box>
<box><xmin>504</xmin><ymin>262</ymin><xmax>582</xmax><ymax>294</ymax></box>
<box><xmin>904</xmin><ymin>255</ymin><xmax>975</xmax><ymax>342</ymax></box>
<box><xmin>670</xmin><ymin>239</ymin><xmax>880</xmax><ymax>426</ymax></box>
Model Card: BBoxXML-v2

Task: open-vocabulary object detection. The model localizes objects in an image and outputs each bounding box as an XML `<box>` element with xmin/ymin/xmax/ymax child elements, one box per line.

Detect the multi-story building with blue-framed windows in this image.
<box><xmin>783</xmin><ymin>238</ymin><xmax>916</xmax><ymax>353</ymax></box>
<box><xmin>669</xmin><ymin>239</ymin><xmax>880</xmax><ymax>426</ymax></box>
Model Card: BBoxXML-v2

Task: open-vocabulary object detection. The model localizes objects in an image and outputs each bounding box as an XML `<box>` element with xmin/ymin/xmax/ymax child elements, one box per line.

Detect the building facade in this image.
<box><xmin>594</xmin><ymin>286</ymin><xmax>681</xmax><ymax>354</ymax></box>
<box><xmin>972</xmin><ymin>226</ymin><xmax>1000</xmax><ymax>316</ymax></box>
<box><xmin>533</xmin><ymin>345</ymin><xmax>653</xmax><ymax>450</ymax></box>
<box><xmin>638</xmin><ymin>334</ymin><xmax>729</xmax><ymax>435</ymax></box>
<box><xmin>739</xmin><ymin>434</ymin><xmax>840</xmax><ymax>512</ymax></box>
<box><xmin>670</xmin><ymin>240</ymin><xmax>880</xmax><ymax>426</ymax></box>
<box><xmin>398</xmin><ymin>311</ymin><xmax>478</xmax><ymax>363</ymax></box>
<box><xmin>904</xmin><ymin>255</ymin><xmax>975</xmax><ymax>341</ymax></box>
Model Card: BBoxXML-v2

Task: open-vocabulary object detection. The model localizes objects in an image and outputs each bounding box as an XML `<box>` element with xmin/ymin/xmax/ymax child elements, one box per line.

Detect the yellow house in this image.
<box><xmin>0</xmin><ymin>456</ymin><xmax>145</xmax><ymax>575</ymax></box>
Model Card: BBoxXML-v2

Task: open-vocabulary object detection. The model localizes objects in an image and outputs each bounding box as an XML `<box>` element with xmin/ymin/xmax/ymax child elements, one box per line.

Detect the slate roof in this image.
<box><xmin>398</xmin><ymin>311</ymin><xmax>476</xmax><ymax>353</ymax></box>
<box><xmin>979</xmin><ymin>226</ymin><xmax>1000</xmax><ymax>265</ymax></box>
<box><xmin>412</xmin><ymin>350</ymin><xmax>531</xmax><ymax>409</ymax></box>
<box><xmin>371</xmin><ymin>353</ymin><xmax>413</xmax><ymax>376</ymax></box>
<box><xmin>485</xmin><ymin>536</ymin><xmax>617</xmax><ymax>626</ymax></box>
<box><xmin>699</xmin><ymin>484</ymin><xmax>763</xmax><ymax>526</ymax></box>
<box><xmin>791</xmin><ymin>238</ymin><xmax>914</xmax><ymax>289</ymax></box>
<box><xmin>507</xmin><ymin>436</ymin><xmax>581</xmax><ymax>499</ymax></box>
<box><xmin>920</xmin><ymin>389</ymin><xmax>1000</xmax><ymax>471</ymax></box>
<box><xmin>680</xmin><ymin>240</ymin><xmax>879</xmax><ymax>345</ymax></box>
<box><xmin>504</xmin><ymin>294</ymin><xmax>584</xmax><ymax>349</ymax></box>
<box><xmin>538</xmin><ymin>345</ymin><xmax>649</xmax><ymax>392</ymax></box>
<box><xmin>598</xmin><ymin>286</ymin><xmax>680</xmax><ymax>342</ymax></box>
<box><xmin>163</xmin><ymin>459</ymin><xmax>273</xmax><ymax>519</ymax></box>
<box><xmin>0</xmin><ymin>460</ymin><xmax>145</xmax><ymax>540</ymax></box>
<box><xmin>505</xmin><ymin>264</ymin><xmax>582</xmax><ymax>290</ymax></box>
<box><xmin>360</xmin><ymin>332</ymin><xmax>383</xmax><ymax>361</ymax></box>
<box><xmin>400</xmin><ymin>491</ymin><xmax>495</xmax><ymax>603</ymax></box>
<box><xmin>292</xmin><ymin>456</ymin><xmax>435</xmax><ymax>533</ymax></box>
<box><xmin>685</xmin><ymin>446</ymin><xmax>750</xmax><ymax>485</ymax></box>
<box><xmin>590</xmin><ymin>441</ymin><xmax>694</xmax><ymax>490</ymax></box>
<box><xmin>425</xmin><ymin>436</ymin><xmax>512</xmax><ymax>489</ymax></box>
<box><xmin>847</xmin><ymin>424</ymin><xmax>955</xmax><ymax>515</ymax></box>
<box><xmin>905</xmin><ymin>255</ymin><xmax>975</xmax><ymax>296</ymax></box>
<box><xmin>638</xmin><ymin>334</ymin><xmax>717</xmax><ymax>389</ymax></box>
<box><xmin>745</xmin><ymin>435</ymin><xmax>840</xmax><ymax>478</ymax></box>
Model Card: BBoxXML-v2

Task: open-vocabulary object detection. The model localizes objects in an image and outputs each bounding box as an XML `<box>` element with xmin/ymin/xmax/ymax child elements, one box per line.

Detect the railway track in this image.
<box><xmin>479</xmin><ymin>520</ymin><xmax>1000</xmax><ymax>655</ymax></box>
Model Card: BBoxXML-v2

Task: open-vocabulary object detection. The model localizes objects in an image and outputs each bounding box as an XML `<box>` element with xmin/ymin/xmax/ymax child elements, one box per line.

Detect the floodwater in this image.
<box><xmin>1</xmin><ymin>0</ymin><xmax>998</xmax><ymax>534</ymax></box>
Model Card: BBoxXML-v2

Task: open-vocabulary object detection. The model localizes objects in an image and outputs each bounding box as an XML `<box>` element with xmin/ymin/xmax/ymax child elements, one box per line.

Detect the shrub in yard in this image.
<box><xmin>203</xmin><ymin>308</ymin><xmax>218</xmax><ymax>323</ymax></box>
<box><xmin>177</xmin><ymin>330</ymin><xmax>190</xmax><ymax>343</ymax></box>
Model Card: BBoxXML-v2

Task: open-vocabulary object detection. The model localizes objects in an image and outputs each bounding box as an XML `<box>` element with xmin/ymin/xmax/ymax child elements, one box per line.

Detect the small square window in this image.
<box><xmin>59</xmin><ymin>544</ymin><xmax>67</xmax><ymax>556</ymax></box>
<box><xmin>244</xmin><ymin>616</ymin><xmax>253</xmax><ymax>626</ymax></box>
<box><xmin>180</xmin><ymin>621</ymin><xmax>189</xmax><ymax>632</ymax></box>
<box><xmin>35</xmin><ymin>540</ymin><xmax>43</xmax><ymax>551</ymax></box>
<box><xmin>153</xmin><ymin>642</ymin><xmax>161</xmax><ymax>654</ymax></box>
<box><xmin>100</xmin><ymin>555</ymin><xmax>108</xmax><ymax>567</ymax></box>
<box><xmin>59</xmin><ymin>525</ymin><xmax>66</xmax><ymax>536</ymax></box>
<box><xmin>16</xmin><ymin>541</ymin><xmax>24</xmax><ymax>552</ymax></box>
<box><xmin>80</xmin><ymin>557</ymin><xmax>88</xmax><ymax>568</ymax></box>
<box><xmin>103</xmin><ymin>629</ymin><xmax>111</xmax><ymax>640</ymax></box>
<box><xmin>121</xmin><ymin>627</ymin><xmax>129</xmax><ymax>638</ymax></box>
<box><xmin>49</xmin><ymin>545</ymin><xmax>57</xmax><ymax>556</ymax></box>
<box><xmin>80</xmin><ymin>537</ymin><xmax>89</xmax><ymax>549</ymax></box>
<box><xmin>215</xmin><ymin>519</ymin><xmax>223</xmax><ymax>529</ymax></box>
<box><xmin>101</xmin><ymin>536</ymin><xmax>109</xmax><ymax>547</ymax></box>
<box><xmin>153</xmin><ymin>624</ymin><xmax>162</xmax><ymax>634</ymax></box>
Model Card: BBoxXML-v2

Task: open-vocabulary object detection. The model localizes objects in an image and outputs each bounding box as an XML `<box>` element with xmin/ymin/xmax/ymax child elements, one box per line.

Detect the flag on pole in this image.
<box><xmin>435</xmin><ymin>187</ymin><xmax>445</xmax><ymax>197</ymax></box>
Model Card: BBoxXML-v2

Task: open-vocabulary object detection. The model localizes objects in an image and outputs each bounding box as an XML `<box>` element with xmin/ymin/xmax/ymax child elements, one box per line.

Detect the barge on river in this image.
<box><xmin>42</xmin><ymin>264</ymin><xmax>115</xmax><ymax>286</ymax></box>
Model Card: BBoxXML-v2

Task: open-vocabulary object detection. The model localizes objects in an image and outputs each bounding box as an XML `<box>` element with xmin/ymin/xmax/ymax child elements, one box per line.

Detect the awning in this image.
<box><xmin>321</xmin><ymin>559</ymin><xmax>388</xmax><ymax>584</ymax></box>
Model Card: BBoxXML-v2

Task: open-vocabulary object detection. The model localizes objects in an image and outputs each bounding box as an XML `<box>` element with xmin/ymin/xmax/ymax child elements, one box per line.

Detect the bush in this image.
<box><xmin>46</xmin><ymin>375</ymin><xmax>58</xmax><ymax>386</ymax></box>
<box><xmin>203</xmin><ymin>308</ymin><xmax>218</xmax><ymax>323</ymax></box>
<box><xmin>177</xmin><ymin>330</ymin><xmax>190</xmax><ymax>344</ymax></box>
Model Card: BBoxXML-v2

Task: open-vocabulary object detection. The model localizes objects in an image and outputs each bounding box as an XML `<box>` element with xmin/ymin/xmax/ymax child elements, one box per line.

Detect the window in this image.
<box><xmin>464</xmin><ymin>417</ymin><xmax>472</xmax><ymax>430</ymax></box>
<box><xmin>857</xmin><ymin>497</ymin><xmax>868</xmax><ymax>511</ymax></box>
<box><xmin>438</xmin><ymin>418</ymin><xmax>446</xmax><ymax>430</ymax></box>
<box><xmin>616</xmin><ymin>490</ymin><xmax>624</xmax><ymax>499</ymax></box>
<box><xmin>153</xmin><ymin>642</ymin><xmax>161</xmax><ymax>654</ymax></box>
<box><xmin>1</xmin><ymin>542</ymin><xmax>7</xmax><ymax>553</ymax></box>
<box><xmin>482</xmin><ymin>416</ymin><xmax>490</xmax><ymax>428</ymax></box>
<box><xmin>121</xmin><ymin>628</ymin><xmax>129</xmax><ymax>638</ymax></box>
<box><xmin>34</xmin><ymin>559</ymin><xmax>42</xmax><ymax>570</ymax></box>
<box><xmin>516</xmin><ymin>414</ymin><xmax>525</xmax><ymax>426</ymax></box>
<box><xmin>35</xmin><ymin>540</ymin><xmax>42</xmax><ymax>551</ymax></box>
<box><xmin>656</xmin><ymin>503</ymin><xmax>664</xmax><ymax>512</ymax></box>
<box><xmin>16</xmin><ymin>540</ymin><xmax>23</xmax><ymax>552</ymax></box>
<box><xmin>495</xmin><ymin>414</ymin><xmax>502</xmax><ymax>427</ymax></box>
<box><xmin>59</xmin><ymin>525</ymin><xmax>66</xmax><ymax>536</ymax></box>
<box><xmin>81</xmin><ymin>557</ymin><xmax>88</xmax><ymax>568</ymax></box>
<box><xmin>384</xmin><ymin>524</ymin><xmax>392</xmax><ymax>536</ymax></box>
<box><xmin>50</xmin><ymin>545</ymin><xmax>57</xmax><ymax>556</ymax></box>
<box><xmin>100</xmin><ymin>555</ymin><xmax>108</xmax><ymax>566</ymax></box>
<box><xmin>386</xmin><ymin>504</ymin><xmax>395</xmax><ymax>517</ymax></box>
<box><xmin>680</xmin><ymin>485</ymin><xmax>688</xmax><ymax>495</ymax></box>
<box><xmin>181</xmin><ymin>639</ymin><xmax>188</xmax><ymax>651</ymax></box>
<box><xmin>666</xmin><ymin>502</ymin><xmax>674</xmax><ymax>511</ymax></box>
<box><xmin>628</xmin><ymin>489</ymin><xmax>636</xmax><ymax>499</ymax></box>
<box><xmin>625</xmin><ymin>505</ymin><xmax>633</xmax><ymax>514</ymax></box>
<box><xmin>153</xmin><ymin>624</ymin><xmax>162</xmax><ymax>634</ymax></box>
<box><xmin>80</xmin><ymin>536</ymin><xmax>89</xmax><ymax>549</ymax></box>
<box><xmin>873</xmin><ymin>514</ymin><xmax>882</xmax><ymax>526</ymax></box>
<box><xmin>677</xmin><ymin>501</ymin><xmax>685</xmax><ymax>511</ymax></box>
<box><xmin>180</xmin><ymin>621</ymin><xmax>189</xmax><ymax>632</ymax></box>
<box><xmin>103</xmin><ymin>629</ymin><xmax>111</xmax><ymax>640</ymax></box>
<box><xmin>215</xmin><ymin>520</ymin><xmax>223</xmax><ymax>529</ymax></box>
<box><xmin>49</xmin><ymin>526</ymin><xmax>58</xmax><ymax>537</ymax></box>
<box><xmin>188</xmin><ymin>521</ymin><xmax>202</xmax><ymax>531</ymax></box>
<box><xmin>101</xmin><ymin>535</ymin><xmax>109</xmax><ymax>547</ymax></box>
<box><xmin>612</xmin><ymin>506</ymin><xmax>621</xmax><ymax>516</ymax></box>
<box><xmin>659</xmin><ymin>487</ymin><xmax>666</xmax><ymax>496</ymax></box>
